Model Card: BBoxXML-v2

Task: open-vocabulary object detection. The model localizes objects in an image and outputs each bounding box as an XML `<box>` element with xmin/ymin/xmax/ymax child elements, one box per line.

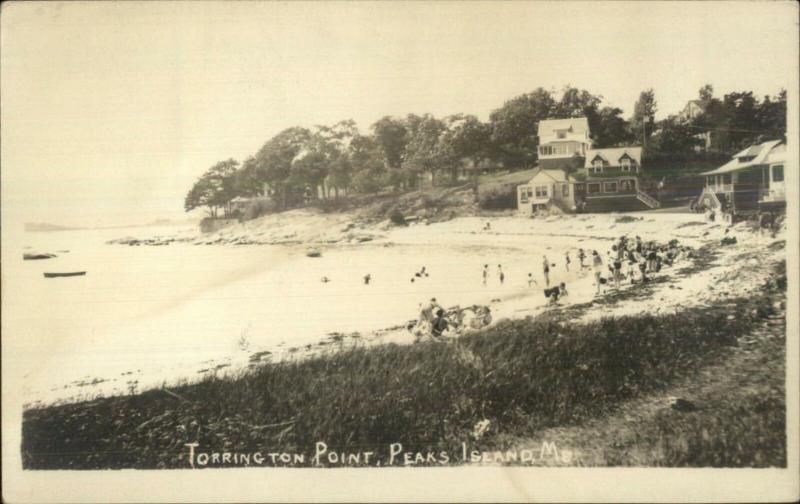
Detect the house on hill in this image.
<box><xmin>537</xmin><ymin>117</ymin><xmax>592</xmax><ymax>171</ymax></box>
<box><xmin>696</xmin><ymin>139</ymin><xmax>786</xmax><ymax>214</ymax></box>
<box><xmin>517</xmin><ymin>118</ymin><xmax>659</xmax><ymax>215</ymax></box>
<box><xmin>581</xmin><ymin>147</ymin><xmax>659</xmax><ymax>212</ymax></box>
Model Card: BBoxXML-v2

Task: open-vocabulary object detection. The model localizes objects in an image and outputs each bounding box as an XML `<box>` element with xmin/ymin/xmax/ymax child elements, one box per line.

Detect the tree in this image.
<box><xmin>650</xmin><ymin>116</ymin><xmax>702</xmax><ymax>155</ymax></box>
<box><xmin>254</xmin><ymin>127</ymin><xmax>311</xmax><ymax>208</ymax></box>
<box><xmin>371</xmin><ymin>116</ymin><xmax>408</xmax><ymax>169</ymax></box>
<box><xmin>593</xmin><ymin>106</ymin><xmax>633</xmax><ymax>148</ymax></box>
<box><xmin>489</xmin><ymin>87</ymin><xmax>556</xmax><ymax>168</ymax></box>
<box><xmin>184</xmin><ymin>159</ymin><xmax>239</xmax><ymax>218</ymax></box>
<box><xmin>403</xmin><ymin>114</ymin><xmax>446</xmax><ymax>186</ymax></box>
<box><xmin>438</xmin><ymin>114</ymin><xmax>492</xmax><ymax>180</ymax></box>
<box><xmin>233</xmin><ymin>156</ymin><xmax>262</xmax><ymax>198</ymax></box>
<box><xmin>631</xmin><ymin>89</ymin><xmax>658</xmax><ymax>149</ymax></box>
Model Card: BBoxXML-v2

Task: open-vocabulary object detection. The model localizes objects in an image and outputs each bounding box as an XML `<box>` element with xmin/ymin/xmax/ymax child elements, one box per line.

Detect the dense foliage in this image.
<box><xmin>184</xmin><ymin>85</ymin><xmax>786</xmax><ymax>216</ymax></box>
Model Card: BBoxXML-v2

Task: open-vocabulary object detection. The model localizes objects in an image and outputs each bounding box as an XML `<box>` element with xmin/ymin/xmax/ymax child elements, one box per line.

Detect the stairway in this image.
<box><xmin>636</xmin><ymin>190</ymin><xmax>660</xmax><ymax>209</ymax></box>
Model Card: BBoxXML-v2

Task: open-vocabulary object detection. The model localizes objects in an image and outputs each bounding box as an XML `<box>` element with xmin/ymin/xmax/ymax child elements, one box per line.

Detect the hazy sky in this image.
<box><xmin>2</xmin><ymin>1</ymin><xmax>797</xmax><ymax>227</ymax></box>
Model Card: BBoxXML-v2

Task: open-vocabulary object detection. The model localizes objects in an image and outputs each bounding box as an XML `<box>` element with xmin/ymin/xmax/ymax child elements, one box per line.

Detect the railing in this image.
<box><xmin>636</xmin><ymin>190</ymin><xmax>660</xmax><ymax>209</ymax></box>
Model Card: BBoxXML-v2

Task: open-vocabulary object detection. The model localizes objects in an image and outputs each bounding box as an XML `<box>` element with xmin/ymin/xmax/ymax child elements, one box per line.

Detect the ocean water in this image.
<box><xmin>4</xmin><ymin>223</ymin><xmax>596</xmax><ymax>405</ymax></box>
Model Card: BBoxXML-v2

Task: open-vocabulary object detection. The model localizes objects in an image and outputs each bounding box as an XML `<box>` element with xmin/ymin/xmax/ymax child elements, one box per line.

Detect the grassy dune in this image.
<box><xmin>22</xmin><ymin>265</ymin><xmax>786</xmax><ymax>469</ymax></box>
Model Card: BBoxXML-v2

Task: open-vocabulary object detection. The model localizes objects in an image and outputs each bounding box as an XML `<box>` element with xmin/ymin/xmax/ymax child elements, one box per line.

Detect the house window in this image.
<box><xmin>722</xmin><ymin>174</ymin><xmax>732</xmax><ymax>185</ymax></box>
<box><xmin>621</xmin><ymin>158</ymin><xmax>631</xmax><ymax>172</ymax></box>
<box><xmin>534</xmin><ymin>185</ymin><xmax>548</xmax><ymax>198</ymax></box>
<box><xmin>592</xmin><ymin>159</ymin><xmax>603</xmax><ymax>173</ymax></box>
<box><xmin>557</xmin><ymin>130</ymin><xmax>567</xmax><ymax>139</ymax></box>
<box><xmin>539</xmin><ymin>145</ymin><xmax>552</xmax><ymax>156</ymax></box>
<box><xmin>561</xmin><ymin>184</ymin><xmax>569</xmax><ymax>197</ymax></box>
<box><xmin>519</xmin><ymin>187</ymin><xmax>530</xmax><ymax>204</ymax></box>
<box><xmin>773</xmin><ymin>165</ymin><xmax>784</xmax><ymax>182</ymax></box>
<box><xmin>587</xmin><ymin>183</ymin><xmax>601</xmax><ymax>194</ymax></box>
<box><xmin>604</xmin><ymin>182</ymin><xmax>618</xmax><ymax>193</ymax></box>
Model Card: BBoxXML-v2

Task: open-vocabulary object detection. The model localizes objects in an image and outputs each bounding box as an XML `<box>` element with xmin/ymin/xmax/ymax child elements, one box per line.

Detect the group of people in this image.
<box><xmin>410</xmin><ymin>297</ymin><xmax>492</xmax><ymax>342</ymax></box>
<box><xmin>585</xmin><ymin>235</ymin><xmax>692</xmax><ymax>294</ymax></box>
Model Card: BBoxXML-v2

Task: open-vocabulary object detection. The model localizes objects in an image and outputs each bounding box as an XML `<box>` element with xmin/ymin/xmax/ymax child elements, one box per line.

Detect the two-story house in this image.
<box><xmin>579</xmin><ymin>147</ymin><xmax>659</xmax><ymax>212</ymax></box>
<box><xmin>517</xmin><ymin>117</ymin><xmax>659</xmax><ymax>215</ymax></box>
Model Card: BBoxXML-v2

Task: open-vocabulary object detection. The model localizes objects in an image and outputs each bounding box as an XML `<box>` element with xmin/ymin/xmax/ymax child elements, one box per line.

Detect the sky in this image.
<box><xmin>1</xmin><ymin>1</ymin><xmax>797</xmax><ymax>227</ymax></box>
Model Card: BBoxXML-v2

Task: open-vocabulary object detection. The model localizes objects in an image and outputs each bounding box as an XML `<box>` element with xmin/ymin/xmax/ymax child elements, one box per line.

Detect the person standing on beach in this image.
<box><xmin>592</xmin><ymin>250</ymin><xmax>603</xmax><ymax>295</ymax></box>
<box><xmin>482</xmin><ymin>264</ymin><xmax>489</xmax><ymax>285</ymax></box>
<box><xmin>578</xmin><ymin>248</ymin><xmax>586</xmax><ymax>268</ymax></box>
<box><xmin>612</xmin><ymin>255</ymin><xmax>623</xmax><ymax>289</ymax></box>
<box><xmin>564</xmin><ymin>252</ymin><xmax>571</xmax><ymax>272</ymax></box>
<box><xmin>497</xmin><ymin>264</ymin><xmax>504</xmax><ymax>284</ymax></box>
<box><xmin>542</xmin><ymin>256</ymin><xmax>550</xmax><ymax>287</ymax></box>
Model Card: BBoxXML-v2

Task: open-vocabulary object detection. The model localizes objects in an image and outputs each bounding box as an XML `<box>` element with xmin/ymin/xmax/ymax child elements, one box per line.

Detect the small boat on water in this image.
<box><xmin>43</xmin><ymin>271</ymin><xmax>86</xmax><ymax>278</ymax></box>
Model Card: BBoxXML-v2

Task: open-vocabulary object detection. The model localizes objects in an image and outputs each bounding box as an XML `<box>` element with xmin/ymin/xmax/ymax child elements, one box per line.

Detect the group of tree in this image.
<box><xmin>185</xmin><ymin>84</ymin><xmax>787</xmax><ymax>216</ymax></box>
<box><xmin>646</xmin><ymin>85</ymin><xmax>787</xmax><ymax>156</ymax></box>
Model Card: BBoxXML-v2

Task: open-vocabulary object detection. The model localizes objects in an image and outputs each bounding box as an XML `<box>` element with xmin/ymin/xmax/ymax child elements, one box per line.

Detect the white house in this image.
<box><xmin>537</xmin><ymin>117</ymin><xmax>593</xmax><ymax>171</ymax></box>
<box><xmin>517</xmin><ymin>168</ymin><xmax>579</xmax><ymax>215</ymax></box>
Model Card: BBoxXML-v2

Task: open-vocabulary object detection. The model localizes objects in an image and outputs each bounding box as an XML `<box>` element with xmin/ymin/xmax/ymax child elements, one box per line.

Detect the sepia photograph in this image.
<box><xmin>1</xmin><ymin>1</ymin><xmax>798</xmax><ymax>502</ymax></box>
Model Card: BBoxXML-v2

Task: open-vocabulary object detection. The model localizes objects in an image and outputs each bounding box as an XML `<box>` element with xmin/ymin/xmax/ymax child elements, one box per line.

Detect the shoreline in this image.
<box><xmin>18</xmin><ymin>210</ymin><xmax>785</xmax><ymax>408</ymax></box>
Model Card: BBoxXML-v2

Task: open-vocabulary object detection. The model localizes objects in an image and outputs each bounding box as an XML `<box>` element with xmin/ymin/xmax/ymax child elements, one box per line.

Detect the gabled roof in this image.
<box><xmin>584</xmin><ymin>147</ymin><xmax>643</xmax><ymax>168</ymax></box>
<box><xmin>700</xmin><ymin>140</ymin><xmax>784</xmax><ymax>176</ymax></box>
<box><xmin>538</xmin><ymin>117</ymin><xmax>589</xmax><ymax>137</ymax></box>
<box><xmin>524</xmin><ymin>168</ymin><xmax>576</xmax><ymax>185</ymax></box>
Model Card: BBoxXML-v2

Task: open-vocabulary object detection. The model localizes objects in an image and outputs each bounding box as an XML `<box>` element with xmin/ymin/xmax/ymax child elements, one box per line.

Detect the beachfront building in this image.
<box><xmin>696</xmin><ymin>139</ymin><xmax>786</xmax><ymax>214</ymax></box>
<box><xmin>517</xmin><ymin>168</ymin><xmax>579</xmax><ymax>214</ymax></box>
<box><xmin>579</xmin><ymin>147</ymin><xmax>659</xmax><ymax>212</ymax></box>
<box><xmin>518</xmin><ymin>118</ymin><xmax>660</xmax><ymax>214</ymax></box>
<box><xmin>536</xmin><ymin>117</ymin><xmax>592</xmax><ymax>171</ymax></box>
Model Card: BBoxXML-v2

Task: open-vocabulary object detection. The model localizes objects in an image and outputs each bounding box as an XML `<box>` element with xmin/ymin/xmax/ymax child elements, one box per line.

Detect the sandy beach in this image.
<box><xmin>6</xmin><ymin>209</ymin><xmax>785</xmax><ymax>407</ymax></box>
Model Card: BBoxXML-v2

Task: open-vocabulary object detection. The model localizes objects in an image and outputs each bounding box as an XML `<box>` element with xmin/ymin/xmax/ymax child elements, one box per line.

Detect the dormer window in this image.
<box><xmin>620</xmin><ymin>158</ymin><xmax>631</xmax><ymax>172</ymax></box>
<box><xmin>592</xmin><ymin>159</ymin><xmax>603</xmax><ymax>173</ymax></box>
<box><xmin>556</xmin><ymin>130</ymin><xmax>567</xmax><ymax>139</ymax></box>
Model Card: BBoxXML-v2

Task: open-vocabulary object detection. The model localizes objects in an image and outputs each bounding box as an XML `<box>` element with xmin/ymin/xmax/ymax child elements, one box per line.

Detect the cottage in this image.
<box><xmin>697</xmin><ymin>140</ymin><xmax>786</xmax><ymax>214</ymax></box>
<box><xmin>517</xmin><ymin>168</ymin><xmax>579</xmax><ymax>215</ymax></box>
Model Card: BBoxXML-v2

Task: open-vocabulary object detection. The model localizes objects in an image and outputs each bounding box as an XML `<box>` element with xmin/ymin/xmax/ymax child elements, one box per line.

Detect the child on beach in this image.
<box><xmin>612</xmin><ymin>255</ymin><xmax>623</xmax><ymax>289</ymax></box>
<box><xmin>542</xmin><ymin>256</ymin><xmax>550</xmax><ymax>287</ymax></box>
<box><xmin>592</xmin><ymin>250</ymin><xmax>603</xmax><ymax>294</ymax></box>
<box><xmin>527</xmin><ymin>273</ymin><xmax>537</xmax><ymax>287</ymax></box>
<box><xmin>482</xmin><ymin>264</ymin><xmax>489</xmax><ymax>285</ymax></box>
<box><xmin>431</xmin><ymin>309</ymin><xmax>449</xmax><ymax>338</ymax></box>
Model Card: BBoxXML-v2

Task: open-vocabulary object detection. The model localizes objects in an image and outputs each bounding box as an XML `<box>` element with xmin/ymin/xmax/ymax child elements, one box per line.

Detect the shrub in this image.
<box><xmin>478</xmin><ymin>185</ymin><xmax>517</xmax><ymax>210</ymax></box>
<box><xmin>388</xmin><ymin>209</ymin><xmax>406</xmax><ymax>226</ymax></box>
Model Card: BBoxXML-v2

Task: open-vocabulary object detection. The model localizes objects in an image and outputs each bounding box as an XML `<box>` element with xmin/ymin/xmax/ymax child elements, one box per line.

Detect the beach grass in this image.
<box><xmin>22</xmin><ymin>267</ymin><xmax>785</xmax><ymax>469</ymax></box>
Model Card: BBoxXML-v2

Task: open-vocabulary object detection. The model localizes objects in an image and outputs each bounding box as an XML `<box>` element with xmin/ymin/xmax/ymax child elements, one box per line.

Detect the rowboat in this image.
<box><xmin>43</xmin><ymin>272</ymin><xmax>86</xmax><ymax>278</ymax></box>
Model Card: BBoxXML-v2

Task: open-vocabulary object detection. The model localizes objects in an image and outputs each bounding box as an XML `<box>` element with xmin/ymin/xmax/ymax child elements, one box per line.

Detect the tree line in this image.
<box><xmin>185</xmin><ymin>84</ymin><xmax>786</xmax><ymax>217</ymax></box>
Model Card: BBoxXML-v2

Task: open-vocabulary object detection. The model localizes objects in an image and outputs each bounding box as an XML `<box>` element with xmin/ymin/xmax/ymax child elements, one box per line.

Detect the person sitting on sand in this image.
<box><xmin>592</xmin><ymin>250</ymin><xmax>603</xmax><ymax>294</ymax></box>
<box><xmin>544</xmin><ymin>286</ymin><xmax>560</xmax><ymax>305</ymax></box>
<box><xmin>558</xmin><ymin>282</ymin><xmax>568</xmax><ymax>298</ymax></box>
<box><xmin>419</xmin><ymin>298</ymin><xmax>441</xmax><ymax>325</ymax></box>
<box><xmin>321</xmin><ymin>276</ymin><xmax>331</xmax><ymax>283</ymax></box>
<box><xmin>527</xmin><ymin>273</ymin><xmax>537</xmax><ymax>287</ymax></box>
<box><xmin>364</xmin><ymin>273</ymin><xmax>371</xmax><ymax>285</ymax></box>
<box><xmin>431</xmin><ymin>309</ymin><xmax>449</xmax><ymax>338</ymax></box>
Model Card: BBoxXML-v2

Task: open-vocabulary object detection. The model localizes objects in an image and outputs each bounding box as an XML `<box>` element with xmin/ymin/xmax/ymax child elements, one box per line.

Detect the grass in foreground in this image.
<box><xmin>22</xmin><ymin>268</ymin><xmax>786</xmax><ymax>469</ymax></box>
